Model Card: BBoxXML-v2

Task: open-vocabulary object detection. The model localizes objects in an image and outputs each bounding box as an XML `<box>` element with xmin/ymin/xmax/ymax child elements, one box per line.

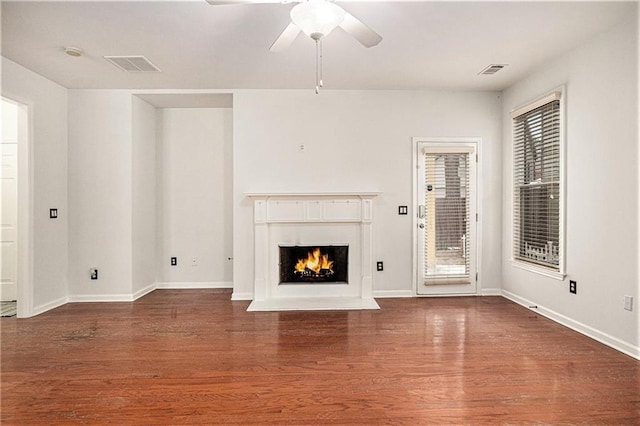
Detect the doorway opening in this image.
<box><xmin>1</xmin><ymin>99</ymin><xmax>19</xmax><ymax>315</ymax></box>
<box><xmin>1</xmin><ymin>97</ymin><xmax>30</xmax><ymax>317</ymax></box>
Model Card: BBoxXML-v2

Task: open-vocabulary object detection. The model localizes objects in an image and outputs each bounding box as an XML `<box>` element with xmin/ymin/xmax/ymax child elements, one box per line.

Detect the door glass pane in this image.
<box><xmin>424</xmin><ymin>152</ymin><xmax>470</xmax><ymax>285</ymax></box>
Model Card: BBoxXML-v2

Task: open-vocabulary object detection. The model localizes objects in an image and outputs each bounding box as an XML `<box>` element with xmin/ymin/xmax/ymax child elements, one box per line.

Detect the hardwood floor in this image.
<box><xmin>1</xmin><ymin>290</ymin><xmax>639</xmax><ymax>424</ymax></box>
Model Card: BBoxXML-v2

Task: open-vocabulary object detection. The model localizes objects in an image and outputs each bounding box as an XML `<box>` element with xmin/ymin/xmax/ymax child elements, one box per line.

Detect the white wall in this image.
<box><xmin>232</xmin><ymin>90</ymin><xmax>503</xmax><ymax>299</ymax></box>
<box><xmin>1</xmin><ymin>57</ymin><xmax>69</xmax><ymax>315</ymax></box>
<box><xmin>637</xmin><ymin>2</ymin><xmax>640</xmax><ymax>353</ymax></box>
<box><xmin>158</xmin><ymin>108</ymin><xmax>233</xmax><ymax>286</ymax></box>
<box><xmin>132</xmin><ymin>96</ymin><xmax>157</xmax><ymax>295</ymax></box>
<box><xmin>68</xmin><ymin>90</ymin><xmax>134</xmax><ymax>299</ymax></box>
<box><xmin>501</xmin><ymin>15</ymin><xmax>639</xmax><ymax>355</ymax></box>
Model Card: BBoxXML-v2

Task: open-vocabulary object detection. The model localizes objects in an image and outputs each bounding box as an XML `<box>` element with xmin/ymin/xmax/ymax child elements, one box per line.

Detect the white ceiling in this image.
<box><xmin>1</xmin><ymin>1</ymin><xmax>635</xmax><ymax>91</ymax></box>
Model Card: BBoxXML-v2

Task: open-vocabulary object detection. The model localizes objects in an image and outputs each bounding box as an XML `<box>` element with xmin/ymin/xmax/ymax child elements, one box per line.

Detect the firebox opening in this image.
<box><xmin>279</xmin><ymin>245</ymin><xmax>349</xmax><ymax>284</ymax></box>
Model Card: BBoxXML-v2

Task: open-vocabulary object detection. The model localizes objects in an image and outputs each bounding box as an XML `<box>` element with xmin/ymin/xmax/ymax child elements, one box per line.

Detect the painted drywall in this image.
<box><xmin>637</xmin><ymin>1</ymin><xmax>640</xmax><ymax>352</ymax></box>
<box><xmin>157</xmin><ymin>108</ymin><xmax>233</xmax><ymax>285</ymax></box>
<box><xmin>501</xmin><ymin>15</ymin><xmax>639</xmax><ymax>353</ymax></box>
<box><xmin>1</xmin><ymin>57</ymin><xmax>69</xmax><ymax>315</ymax></box>
<box><xmin>232</xmin><ymin>90</ymin><xmax>503</xmax><ymax>299</ymax></box>
<box><xmin>132</xmin><ymin>96</ymin><xmax>157</xmax><ymax>295</ymax></box>
<box><xmin>68</xmin><ymin>90</ymin><xmax>133</xmax><ymax>299</ymax></box>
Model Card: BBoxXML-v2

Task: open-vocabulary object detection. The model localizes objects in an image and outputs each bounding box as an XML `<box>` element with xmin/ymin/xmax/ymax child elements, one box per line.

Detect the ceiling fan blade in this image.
<box><xmin>269</xmin><ymin>22</ymin><xmax>301</xmax><ymax>52</ymax></box>
<box><xmin>339</xmin><ymin>12</ymin><xmax>382</xmax><ymax>48</ymax></box>
<box><xmin>205</xmin><ymin>0</ymin><xmax>281</xmax><ymax>5</ymax></box>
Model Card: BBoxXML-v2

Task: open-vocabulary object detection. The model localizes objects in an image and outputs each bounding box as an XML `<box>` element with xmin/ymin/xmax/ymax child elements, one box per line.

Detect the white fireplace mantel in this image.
<box><xmin>246</xmin><ymin>192</ymin><xmax>381</xmax><ymax>312</ymax></box>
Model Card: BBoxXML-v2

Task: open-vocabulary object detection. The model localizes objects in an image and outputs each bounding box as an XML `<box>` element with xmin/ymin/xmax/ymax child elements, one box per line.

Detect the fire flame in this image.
<box><xmin>294</xmin><ymin>248</ymin><xmax>334</xmax><ymax>274</ymax></box>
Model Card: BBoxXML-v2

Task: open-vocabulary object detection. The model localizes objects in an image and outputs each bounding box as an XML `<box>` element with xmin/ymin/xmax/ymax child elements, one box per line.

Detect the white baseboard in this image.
<box><xmin>502</xmin><ymin>290</ymin><xmax>640</xmax><ymax>360</ymax></box>
<box><xmin>133</xmin><ymin>283</ymin><xmax>156</xmax><ymax>300</ymax></box>
<box><xmin>481</xmin><ymin>288</ymin><xmax>502</xmax><ymax>296</ymax></box>
<box><xmin>231</xmin><ymin>291</ymin><xmax>253</xmax><ymax>301</ymax></box>
<box><xmin>31</xmin><ymin>296</ymin><xmax>68</xmax><ymax>317</ymax></box>
<box><xmin>373</xmin><ymin>290</ymin><xmax>414</xmax><ymax>298</ymax></box>
<box><xmin>67</xmin><ymin>294</ymin><xmax>138</xmax><ymax>303</ymax></box>
<box><xmin>156</xmin><ymin>281</ymin><xmax>232</xmax><ymax>289</ymax></box>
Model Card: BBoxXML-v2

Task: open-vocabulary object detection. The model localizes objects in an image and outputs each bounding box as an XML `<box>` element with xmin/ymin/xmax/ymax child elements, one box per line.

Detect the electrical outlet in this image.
<box><xmin>376</xmin><ymin>261</ymin><xmax>383</xmax><ymax>271</ymax></box>
<box><xmin>398</xmin><ymin>206</ymin><xmax>408</xmax><ymax>215</ymax></box>
<box><xmin>171</xmin><ymin>257</ymin><xmax>177</xmax><ymax>266</ymax></box>
<box><xmin>569</xmin><ymin>280</ymin><xmax>577</xmax><ymax>294</ymax></box>
<box><xmin>624</xmin><ymin>295</ymin><xmax>633</xmax><ymax>311</ymax></box>
<box><xmin>90</xmin><ymin>268</ymin><xmax>98</xmax><ymax>280</ymax></box>
<box><xmin>191</xmin><ymin>257</ymin><xmax>198</xmax><ymax>266</ymax></box>
<box><xmin>49</xmin><ymin>208</ymin><xmax>58</xmax><ymax>219</ymax></box>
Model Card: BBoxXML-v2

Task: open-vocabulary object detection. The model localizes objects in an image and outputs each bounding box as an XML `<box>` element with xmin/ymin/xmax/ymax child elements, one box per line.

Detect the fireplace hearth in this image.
<box><xmin>279</xmin><ymin>245</ymin><xmax>349</xmax><ymax>284</ymax></box>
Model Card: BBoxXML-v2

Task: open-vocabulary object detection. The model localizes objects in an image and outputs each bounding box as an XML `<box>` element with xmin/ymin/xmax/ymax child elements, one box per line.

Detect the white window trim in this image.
<box><xmin>510</xmin><ymin>86</ymin><xmax>567</xmax><ymax>280</ymax></box>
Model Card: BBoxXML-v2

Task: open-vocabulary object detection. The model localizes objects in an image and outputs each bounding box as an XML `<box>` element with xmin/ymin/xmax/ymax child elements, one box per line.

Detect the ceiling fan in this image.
<box><xmin>205</xmin><ymin>0</ymin><xmax>382</xmax><ymax>92</ymax></box>
<box><xmin>205</xmin><ymin>0</ymin><xmax>382</xmax><ymax>51</ymax></box>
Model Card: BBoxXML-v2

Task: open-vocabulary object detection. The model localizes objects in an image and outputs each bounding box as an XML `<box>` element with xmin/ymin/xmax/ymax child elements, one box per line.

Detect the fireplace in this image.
<box><xmin>245</xmin><ymin>192</ymin><xmax>380</xmax><ymax>311</ymax></box>
<box><xmin>279</xmin><ymin>245</ymin><xmax>349</xmax><ymax>284</ymax></box>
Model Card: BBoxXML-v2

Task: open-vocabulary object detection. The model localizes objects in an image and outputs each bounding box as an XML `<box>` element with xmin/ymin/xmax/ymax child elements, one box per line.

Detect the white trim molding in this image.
<box><xmin>133</xmin><ymin>283</ymin><xmax>157</xmax><ymax>300</ymax></box>
<box><xmin>373</xmin><ymin>290</ymin><xmax>414</xmax><ymax>298</ymax></box>
<box><xmin>31</xmin><ymin>296</ymin><xmax>67</xmax><ymax>317</ymax></box>
<box><xmin>156</xmin><ymin>281</ymin><xmax>233</xmax><ymax>289</ymax></box>
<box><xmin>502</xmin><ymin>290</ymin><xmax>640</xmax><ymax>360</ymax></box>
<box><xmin>67</xmin><ymin>294</ymin><xmax>140</xmax><ymax>303</ymax></box>
<box><xmin>231</xmin><ymin>291</ymin><xmax>254</xmax><ymax>301</ymax></box>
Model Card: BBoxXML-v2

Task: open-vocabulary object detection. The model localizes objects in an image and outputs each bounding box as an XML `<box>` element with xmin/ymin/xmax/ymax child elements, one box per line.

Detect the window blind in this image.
<box><xmin>423</xmin><ymin>152</ymin><xmax>470</xmax><ymax>285</ymax></box>
<box><xmin>513</xmin><ymin>96</ymin><xmax>561</xmax><ymax>270</ymax></box>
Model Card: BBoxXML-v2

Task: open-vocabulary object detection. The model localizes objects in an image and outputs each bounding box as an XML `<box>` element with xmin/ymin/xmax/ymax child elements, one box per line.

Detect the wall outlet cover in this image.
<box><xmin>171</xmin><ymin>257</ymin><xmax>177</xmax><ymax>266</ymax></box>
<box><xmin>569</xmin><ymin>280</ymin><xmax>577</xmax><ymax>294</ymax></box>
<box><xmin>376</xmin><ymin>261</ymin><xmax>384</xmax><ymax>271</ymax></box>
<box><xmin>624</xmin><ymin>295</ymin><xmax>633</xmax><ymax>311</ymax></box>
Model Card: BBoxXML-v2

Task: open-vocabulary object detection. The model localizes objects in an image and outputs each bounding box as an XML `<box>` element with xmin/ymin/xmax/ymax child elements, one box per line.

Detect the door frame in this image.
<box><xmin>412</xmin><ymin>137</ymin><xmax>483</xmax><ymax>297</ymax></box>
<box><xmin>2</xmin><ymin>96</ymin><xmax>34</xmax><ymax>317</ymax></box>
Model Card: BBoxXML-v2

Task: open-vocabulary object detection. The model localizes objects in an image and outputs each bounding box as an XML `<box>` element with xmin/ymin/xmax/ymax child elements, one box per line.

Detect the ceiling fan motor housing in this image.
<box><xmin>290</xmin><ymin>0</ymin><xmax>345</xmax><ymax>39</ymax></box>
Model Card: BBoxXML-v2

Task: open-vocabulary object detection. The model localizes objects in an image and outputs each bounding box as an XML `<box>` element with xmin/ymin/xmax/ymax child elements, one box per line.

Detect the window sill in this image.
<box><xmin>511</xmin><ymin>260</ymin><xmax>566</xmax><ymax>281</ymax></box>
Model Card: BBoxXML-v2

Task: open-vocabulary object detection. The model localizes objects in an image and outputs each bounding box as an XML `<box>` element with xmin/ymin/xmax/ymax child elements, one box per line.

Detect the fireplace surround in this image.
<box><xmin>246</xmin><ymin>192</ymin><xmax>380</xmax><ymax>311</ymax></box>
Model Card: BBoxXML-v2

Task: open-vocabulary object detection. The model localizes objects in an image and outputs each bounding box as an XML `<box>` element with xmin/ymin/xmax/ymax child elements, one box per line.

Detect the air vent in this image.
<box><xmin>479</xmin><ymin>64</ymin><xmax>507</xmax><ymax>75</ymax></box>
<box><xmin>104</xmin><ymin>56</ymin><xmax>161</xmax><ymax>73</ymax></box>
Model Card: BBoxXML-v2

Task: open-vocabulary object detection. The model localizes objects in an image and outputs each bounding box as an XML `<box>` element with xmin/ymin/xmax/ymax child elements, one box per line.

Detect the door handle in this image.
<box><xmin>418</xmin><ymin>205</ymin><xmax>425</xmax><ymax>219</ymax></box>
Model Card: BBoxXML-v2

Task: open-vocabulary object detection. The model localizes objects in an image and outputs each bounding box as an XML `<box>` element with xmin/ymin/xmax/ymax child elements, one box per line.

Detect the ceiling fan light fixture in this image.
<box><xmin>290</xmin><ymin>0</ymin><xmax>345</xmax><ymax>40</ymax></box>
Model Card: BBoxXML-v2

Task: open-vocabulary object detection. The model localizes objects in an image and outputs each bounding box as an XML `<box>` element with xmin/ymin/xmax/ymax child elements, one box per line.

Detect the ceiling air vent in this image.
<box><xmin>479</xmin><ymin>64</ymin><xmax>507</xmax><ymax>76</ymax></box>
<box><xmin>104</xmin><ymin>56</ymin><xmax>161</xmax><ymax>73</ymax></box>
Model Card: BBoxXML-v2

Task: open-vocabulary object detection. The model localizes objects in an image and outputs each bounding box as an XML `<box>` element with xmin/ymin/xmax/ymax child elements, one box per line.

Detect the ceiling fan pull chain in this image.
<box><xmin>315</xmin><ymin>38</ymin><xmax>320</xmax><ymax>94</ymax></box>
<box><xmin>319</xmin><ymin>38</ymin><xmax>324</xmax><ymax>89</ymax></box>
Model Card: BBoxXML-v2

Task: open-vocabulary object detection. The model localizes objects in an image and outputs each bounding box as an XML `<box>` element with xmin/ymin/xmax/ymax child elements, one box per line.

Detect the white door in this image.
<box><xmin>416</xmin><ymin>141</ymin><xmax>477</xmax><ymax>295</ymax></box>
<box><xmin>1</xmin><ymin>143</ymin><xmax>18</xmax><ymax>301</ymax></box>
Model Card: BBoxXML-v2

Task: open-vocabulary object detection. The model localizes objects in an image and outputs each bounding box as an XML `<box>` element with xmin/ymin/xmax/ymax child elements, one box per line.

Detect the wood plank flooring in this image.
<box><xmin>1</xmin><ymin>290</ymin><xmax>639</xmax><ymax>424</ymax></box>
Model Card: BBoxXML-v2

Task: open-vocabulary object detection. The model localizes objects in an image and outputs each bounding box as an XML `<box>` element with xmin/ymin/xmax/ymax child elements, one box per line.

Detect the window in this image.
<box><xmin>512</xmin><ymin>91</ymin><xmax>563</xmax><ymax>274</ymax></box>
